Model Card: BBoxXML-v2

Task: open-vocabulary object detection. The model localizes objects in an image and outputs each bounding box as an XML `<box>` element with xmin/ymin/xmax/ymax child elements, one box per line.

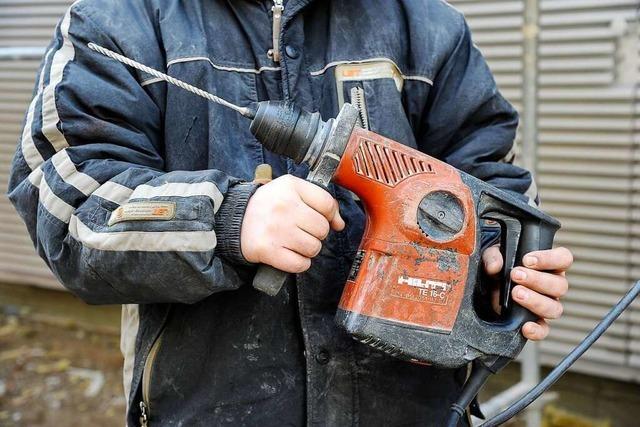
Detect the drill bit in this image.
<box><xmin>87</xmin><ymin>43</ymin><xmax>255</xmax><ymax>119</ymax></box>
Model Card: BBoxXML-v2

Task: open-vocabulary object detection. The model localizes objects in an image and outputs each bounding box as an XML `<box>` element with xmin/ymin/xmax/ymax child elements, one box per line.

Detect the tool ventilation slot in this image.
<box><xmin>357</xmin><ymin>335</ymin><xmax>402</xmax><ymax>357</ymax></box>
<box><xmin>352</xmin><ymin>138</ymin><xmax>434</xmax><ymax>186</ymax></box>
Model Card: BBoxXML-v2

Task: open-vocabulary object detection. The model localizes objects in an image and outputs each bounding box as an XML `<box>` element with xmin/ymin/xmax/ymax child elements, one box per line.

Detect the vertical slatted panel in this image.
<box><xmin>0</xmin><ymin>0</ymin><xmax>72</xmax><ymax>289</ymax></box>
<box><xmin>0</xmin><ymin>1</ymin><xmax>69</xmax><ymax>47</ymax></box>
<box><xmin>450</xmin><ymin>0</ymin><xmax>640</xmax><ymax>383</ymax></box>
<box><xmin>537</xmin><ymin>0</ymin><xmax>639</xmax><ymax>383</ymax></box>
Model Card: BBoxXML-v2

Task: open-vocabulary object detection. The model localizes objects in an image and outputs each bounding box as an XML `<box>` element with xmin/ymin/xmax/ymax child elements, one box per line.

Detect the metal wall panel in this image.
<box><xmin>0</xmin><ymin>1</ymin><xmax>70</xmax><ymax>48</ymax></box>
<box><xmin>453</xmin><ymin>1</ymin><xmax>525</xmax><ymax>106</ymax></box>
<box><xmin>537</xmin><ymin>0</ymin><xmax>639</xmax><ymax>383</ymax></box>
<box><xmin>0</xmin><ymin>1</ymin><xmax>72</xmax><ymax>289</ymax></box>
<box><xmin>450</xmin><ymin>0</ymin><xmax>640</xmax><ymax>382</ymax></box>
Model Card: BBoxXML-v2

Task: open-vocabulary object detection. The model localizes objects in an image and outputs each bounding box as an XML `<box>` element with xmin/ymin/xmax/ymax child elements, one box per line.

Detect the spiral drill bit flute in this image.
<box><xmin>87</xmin><ymin>43</ymin><xmax>255</xmax><ymax>118</ymax></box>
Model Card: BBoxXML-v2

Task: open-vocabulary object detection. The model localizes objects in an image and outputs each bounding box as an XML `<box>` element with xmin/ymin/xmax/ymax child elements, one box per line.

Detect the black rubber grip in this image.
<box><xmin>505</xmin><ymin>219</ymin><xmax>558</xmax><ymax>328</ymax></box>
<box><xmin>252</xmin><ymin>265</ymin><xmax>289</xmax><ymax>296</ymax></box>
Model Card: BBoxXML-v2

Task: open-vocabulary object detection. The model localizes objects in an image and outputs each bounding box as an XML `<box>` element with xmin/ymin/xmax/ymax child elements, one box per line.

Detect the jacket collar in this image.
<box><xmin>281</xmin><ymin>0</ymin><xmax>316</xmax><ymax>27</ymax></box>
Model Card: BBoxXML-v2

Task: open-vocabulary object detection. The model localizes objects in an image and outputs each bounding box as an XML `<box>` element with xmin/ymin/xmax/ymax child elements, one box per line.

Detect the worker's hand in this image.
<box><xmin>483</xmin><ymin>246</ymin><xmax>573</xmax><ymax>341</ymax></box>
<box><xmin>240</xmin><ymin>175</ymin><xmax>345</xmax><ymax>273</ymax></box>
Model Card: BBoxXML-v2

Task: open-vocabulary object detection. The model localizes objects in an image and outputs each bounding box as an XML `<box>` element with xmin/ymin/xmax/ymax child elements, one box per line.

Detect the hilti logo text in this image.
<box><xmin>397</xmin><ymin>276</ymin><xmax>451</xmax><ymax>292</ymax></box>
<box><xmin>392</xmin><ymin>276</ymin><xmax>452</xmax><ymax>305</ymax></box>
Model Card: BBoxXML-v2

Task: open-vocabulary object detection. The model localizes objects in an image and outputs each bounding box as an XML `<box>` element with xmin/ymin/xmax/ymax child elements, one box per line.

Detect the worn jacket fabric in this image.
<box><xmin>8</xmin><ymin>0</ymin><xmax>536</xmax><ymax>425</ymax></box>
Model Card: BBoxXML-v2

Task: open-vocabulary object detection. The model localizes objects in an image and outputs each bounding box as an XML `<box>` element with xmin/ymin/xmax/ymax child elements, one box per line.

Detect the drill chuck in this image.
<box><xmin>249</xmin><ymin>101</ymin><xmax>323</xmax><ymax>164</ymax></box>
<box><xmin>247</xmin><ymin>102</ymin><xmax>359</xmax><ymax>297</ymax></box>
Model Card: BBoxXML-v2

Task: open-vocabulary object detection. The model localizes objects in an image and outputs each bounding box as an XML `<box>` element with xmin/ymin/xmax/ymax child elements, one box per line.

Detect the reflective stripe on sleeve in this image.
<box><xmin>27</xmin><ymin>167</ymin><xmax>44</xmax><ymax>187</ymax></box>
<box><xmin>69</xmin><ymin>215</ymin><xmax>218</xmax><ymax>252</ymax></box>
<box><xmin>20</xmin><ymin>48</ymin><xmax>55</xmax><ymax>170</ymax></box>
<box><xmin>39</xmin><ymin>176</ymin><xmax>74</xmax><ymax>223</ymax></box>
<box><xmin>41</xmin><ymin>6</ymin><xmax>76</xmax><ymax>153</ymax></box>
<box><xmin>93</xmin><ymin>182</ymin><xmax>134</xmax><ymax>205</ymax></box>
<box><xmin>51</xmin><ymin>149</ymin><xmax>100</xmax><ymax>196</ymax></box>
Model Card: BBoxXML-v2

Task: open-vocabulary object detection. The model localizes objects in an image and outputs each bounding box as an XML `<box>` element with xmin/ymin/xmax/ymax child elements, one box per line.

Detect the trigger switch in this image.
<box><xmin>417</xmin><ymin>191</ymin><xmax>465</xmax><ymax>242</ymax></box>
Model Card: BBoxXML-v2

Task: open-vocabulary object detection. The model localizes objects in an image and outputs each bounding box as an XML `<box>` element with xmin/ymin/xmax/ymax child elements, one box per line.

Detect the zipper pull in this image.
<box><xmin>268</xmin><ymin>0</ymin><xmax>284</xmax><ymax>62</ymax></box>
<box><xmin>139</xmin><ymin>401</ymin><xmax>149</xmax><ymax>427</ymax></box>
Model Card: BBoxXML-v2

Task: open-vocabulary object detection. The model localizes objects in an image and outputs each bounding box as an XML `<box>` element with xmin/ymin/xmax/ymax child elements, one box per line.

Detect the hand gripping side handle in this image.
<box><xmin>480</xmin><ymin>192</ymin><xmax>561</xmax><ymax>331</ymax></box>
<box><xmin>250</xmin><ymin>163</ymin><xmax>291</xmax><ymax>297</ymax></box>
<box><xmin>504</xmin><ymin>215</ymin><xmax>560</xmax><ymax>328</ymax></box>
<box><xmin>250</xmin><ymin>103</ymin><xmax>359</xmax><ymax>296</ymax></box>
<box><xmin>252</xmin><ymin>175</ymin><xmax>331</xmax><ymax>297</ymax></box>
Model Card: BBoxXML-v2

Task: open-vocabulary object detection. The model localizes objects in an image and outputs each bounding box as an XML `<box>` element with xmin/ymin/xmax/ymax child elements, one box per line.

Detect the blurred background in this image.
<box><xmin>0</xmin><ymin>0</ymin><xmax>639</xmax><ymax>426</ymax></box>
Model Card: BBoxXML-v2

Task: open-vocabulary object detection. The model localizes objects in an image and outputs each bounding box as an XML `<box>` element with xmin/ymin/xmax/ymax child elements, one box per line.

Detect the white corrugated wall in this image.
<box><xmin>450</xmin><ymin>0</ymin><xmax>640</xmax><ymax>382</ymax></box>
<box><xmin>536</xmin><ymin>0</ymin><xmax>640</xmax><ymax>382</ymax></box>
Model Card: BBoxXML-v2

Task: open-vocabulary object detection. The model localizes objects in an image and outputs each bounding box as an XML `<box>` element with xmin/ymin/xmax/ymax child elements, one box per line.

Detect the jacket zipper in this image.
<box><xmin>268</xmin><ymin>0</ymin><xmax>284</xmax><ymax>62</ymax></box>
<box><xmin>350</xmin><ymin>86</ymin><xmax>370</xmax><ymax>130</ymax></box>
<box><xmin>139</xmin><ymin>331</ymin><xmax>165</xmax><ymax>426</ymax></box>
<box><xmin>139</xmin><ymin>401</ymin><xmax>149</xmax><ymax>427</ymax></box>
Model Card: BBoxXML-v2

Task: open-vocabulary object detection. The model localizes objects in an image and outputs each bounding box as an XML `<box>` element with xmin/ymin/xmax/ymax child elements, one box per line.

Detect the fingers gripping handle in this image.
<box><xmin>249</xmin><ymin>163</ymin><xmax>290</xmax><ymax>297</ymax></box>
<box><xmin>251</xmin><ymin>168</ymin><xmax>335</xmax><ymax>296</ymax></box>
<box><xmin>251</xmin><ymin>180</ymin><xmax>331</xmax><ymax>296</ymax></box>
<box><xmin>504</xmin><ymin>219</ymin><xmax>558</xmax><ymax>327</ymax></box>
<box><xmin>252</xmin><ymin>178</ymin><xmax>334</xmax><ymax>296</ymax></box>
<box><xmin>248</xmin><ymin>102</ymin><xmax>356</xmax><ymax>296</ymax></box>
<box><xmin>253</xmin><ymin>265</ymin><xmax>290</xmax><ymax>296</ymax></box>
<box><xmin>479</xmin><ymin>191</ymin><xmax>561</xmax><ymax>331</ymax></box>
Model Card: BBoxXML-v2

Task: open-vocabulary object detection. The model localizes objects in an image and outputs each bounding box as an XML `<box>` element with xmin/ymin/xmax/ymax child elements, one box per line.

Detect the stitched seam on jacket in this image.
<box><xmin>166</xmin><ymin>56</ymin><xmax>281</xmax><ymax>74</ymax></box>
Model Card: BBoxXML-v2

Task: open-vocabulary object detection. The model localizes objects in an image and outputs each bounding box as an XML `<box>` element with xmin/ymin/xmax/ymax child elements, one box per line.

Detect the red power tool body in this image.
<box><xmin>335</xmin><ymin>125</ymin><xmax>477</xmax><ymax>345</ymax></box>
<box><xmin>333</xmin><ymin>124</ymin><xmax>556</xmax><ymax>367</ymax></box>
<box><xmin>250</xmin><ymin>100</ymin><xmax>560</xmax><ymax>371</ymax></box>
<box><xmin>246</xmin><ymin>100</ymin><xmax>560</xmax><ymax>423</ymax></box>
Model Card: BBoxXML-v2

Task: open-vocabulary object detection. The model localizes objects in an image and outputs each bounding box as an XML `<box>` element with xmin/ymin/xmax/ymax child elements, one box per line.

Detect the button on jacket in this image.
<box><xmin>8</xmin><ymin>0</ymin><xmax>536</xmax><ymax>425</ymax></box>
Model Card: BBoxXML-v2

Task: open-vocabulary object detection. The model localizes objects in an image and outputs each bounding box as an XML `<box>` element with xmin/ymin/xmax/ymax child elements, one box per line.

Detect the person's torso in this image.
<box><xmin>112</xmin><ymin>1</ymin><xmax>470</xmax><ymax>425</ymax></box>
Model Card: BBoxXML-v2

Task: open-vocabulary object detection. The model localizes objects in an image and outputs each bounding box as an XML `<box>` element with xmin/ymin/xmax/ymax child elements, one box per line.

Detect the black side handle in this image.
<box><xmin>503</xmin><ymin>217</ymin><xmax>558</xmax><ymax>328</ymax></box>
<box><xmin>253</xmin><ymin>266</ymin><xmax>289</xmax><ymax>296</ymax></box>
<box><xmin>478</xmin><ymin>192</ymin><xmax>560</xmax><ymax>332</ymax></box>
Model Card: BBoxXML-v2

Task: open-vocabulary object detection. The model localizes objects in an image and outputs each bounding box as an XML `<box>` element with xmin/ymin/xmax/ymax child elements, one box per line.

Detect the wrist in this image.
<box><xmin>214</xmin><ymin>182</ymin><xmax>260</xmax><ymax>266</ymax></box>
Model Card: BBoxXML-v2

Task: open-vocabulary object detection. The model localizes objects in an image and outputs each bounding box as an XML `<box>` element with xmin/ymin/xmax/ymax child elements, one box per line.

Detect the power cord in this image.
<box><xmin>480</xmin><ymin>280</ymin><xmax>640</xmax><ymax>426</ymax></box>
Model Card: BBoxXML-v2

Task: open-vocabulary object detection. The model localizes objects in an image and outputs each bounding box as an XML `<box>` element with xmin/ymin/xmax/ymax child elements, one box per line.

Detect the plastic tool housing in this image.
<box><xmin>332</xmin><ymin>125</ymin><xmax>559</xmax><ymax>368</ymax></box>
<box><xmin>249</xmin><ymin>102</ymin><xmax>560</xmax><ymax>369</ymax></box>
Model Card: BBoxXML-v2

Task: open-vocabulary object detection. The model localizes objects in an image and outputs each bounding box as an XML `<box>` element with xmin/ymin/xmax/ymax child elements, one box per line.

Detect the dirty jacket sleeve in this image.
<box><xmin>417</xmin><ymin>19</ymin><xmax>538</xmax><ymax>206</ymax></box>
<box><xmin>7</xmin><ymin>6</ymin><xmax>257</xmax><ymax>305</ymax></box>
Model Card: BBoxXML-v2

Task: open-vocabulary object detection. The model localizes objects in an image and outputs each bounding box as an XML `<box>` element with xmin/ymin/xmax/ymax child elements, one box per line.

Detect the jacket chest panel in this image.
<box><xmin>157</xmin><ymin>0</ymin><xmax>432</xmax><ymax>177</ymax></box>
<box><xmin>162</xmin><ymin>62</ymin><xmax>264</xmax><ymax>179</ymax></box>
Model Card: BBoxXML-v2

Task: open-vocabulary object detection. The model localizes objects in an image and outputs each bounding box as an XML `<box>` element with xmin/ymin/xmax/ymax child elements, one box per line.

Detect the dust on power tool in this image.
<box><xmin>243</xmin><ymin>98</ymin><xmax>560</xmax><ymax>427</ymax></box>
<box><xmin>88</xmin><ymin>43</ymin><xmax>640</xmax><ymax>426</ymax></box>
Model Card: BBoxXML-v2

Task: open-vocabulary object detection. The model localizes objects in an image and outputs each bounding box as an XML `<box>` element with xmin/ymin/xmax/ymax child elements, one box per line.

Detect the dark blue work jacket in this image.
<box><xmin>9</xmin><ymin>0</ymin><xmax>535</xmax><ymax>425</ymax></box>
